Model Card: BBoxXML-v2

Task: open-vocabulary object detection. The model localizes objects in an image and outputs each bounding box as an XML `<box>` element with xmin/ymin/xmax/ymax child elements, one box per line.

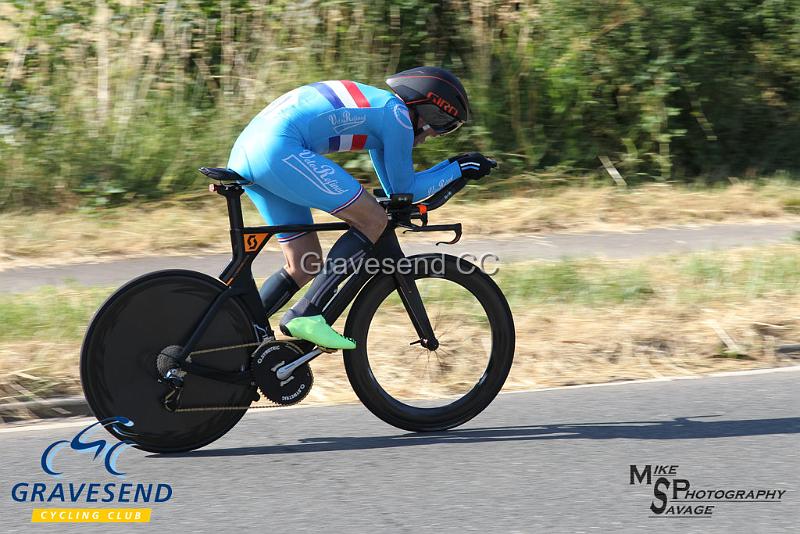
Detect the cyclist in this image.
<box><xmin>227</xmin><ymin>66</ymin><xmax>495</xmax><ymax>350</ymax></box>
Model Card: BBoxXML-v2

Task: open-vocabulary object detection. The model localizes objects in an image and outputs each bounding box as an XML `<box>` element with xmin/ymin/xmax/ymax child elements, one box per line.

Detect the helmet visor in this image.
<box><xmin>415</xmin><ymin>103</ymin><xmax>464</xmax><ymax>135</ymax></box>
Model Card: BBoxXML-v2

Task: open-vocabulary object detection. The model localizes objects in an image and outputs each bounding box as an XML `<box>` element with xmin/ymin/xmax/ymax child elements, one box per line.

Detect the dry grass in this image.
<box><xmin>1</xmin><ymin>244</ymin><xmax>798</xmax><ymax>414</ymax></box>
<box><xmin>5</xmin><ymin>294</ymin><xmax>793</xmax><ymax>410</ymax></box>
<box><xmin>6</xmin><ymin>310</ymin><xmax>798</xmax><ymax>410</ymax></box>
<box><xmin>464</xmin><ymin>179</ymin><xmax>800</xmax><ymax>235</ymax></box>
<box><xmin>0</xmin><ymin>342</ymin><xmax>81</xmax><ymax>404</ymax></box>
<box><xmin>1</xmin><ymin>181</ymin><xmax>799</xmax><ymax>270</ymax></box>
<box><xmin>301</xmin><ymin>298</ymin><xmax>800</xmax><ymax>407</ymax></box>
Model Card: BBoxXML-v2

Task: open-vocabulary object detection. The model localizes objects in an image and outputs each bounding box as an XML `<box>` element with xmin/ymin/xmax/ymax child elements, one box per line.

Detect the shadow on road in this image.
<box><xmin>150</xmin><ymin>416</ymin><xmax>800</xmax><ymax>458</ymax></box>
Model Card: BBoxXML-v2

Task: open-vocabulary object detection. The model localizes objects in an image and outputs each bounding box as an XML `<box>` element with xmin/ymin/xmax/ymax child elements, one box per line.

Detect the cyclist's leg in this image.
<box><xmin>241</xmin><ymin>183</ymin><xmax>324</xmax><ymax>316</ymax></box>
<box><xmin>228</xmin><ymin>140</ymin><xmax>322</xmax><ymax>317</ymax></box>
<box><xmin>232</xmin><ymin>130</ymin><xmax>388</xmax><ymax>347</ymax></box>
<box><xmin>230</xmin><ymin>124</ymin><xmax>386</xmax><ymax>242</ymax></box>
<box><xmin>262</xmin><ymin>147</ymin><xmax>389</xmax><ymax>348</ymax></box>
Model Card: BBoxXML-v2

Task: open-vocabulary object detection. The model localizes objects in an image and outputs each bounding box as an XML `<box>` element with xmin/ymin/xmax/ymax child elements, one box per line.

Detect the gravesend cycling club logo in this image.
<box><xmin>10</xmin><ymin>417</ymin><xmax>173</xmax><ymax>523</ymax></box>
<box><xmin>41</xmin><ymin>416</ymin><xmax>134</xmax><ymax>477</ymax></box>
<box><xmin>629</xmin><ymin>464</ymin><xmax>787</xmax><ymax>518</ymax></box>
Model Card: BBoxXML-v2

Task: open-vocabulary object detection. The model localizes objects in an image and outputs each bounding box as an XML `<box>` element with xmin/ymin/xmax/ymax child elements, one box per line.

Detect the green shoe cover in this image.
<box><xmin>284</xmin><ymin>315</ymin><xmax>356</xmax><ymax>350</ymax></box>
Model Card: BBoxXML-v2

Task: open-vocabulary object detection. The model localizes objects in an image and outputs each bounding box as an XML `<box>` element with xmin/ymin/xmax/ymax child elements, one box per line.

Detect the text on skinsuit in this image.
<box><xmin>282</xmin><ymin>151</ymin><xmax>346</xmax><ymax>195</ymax></box>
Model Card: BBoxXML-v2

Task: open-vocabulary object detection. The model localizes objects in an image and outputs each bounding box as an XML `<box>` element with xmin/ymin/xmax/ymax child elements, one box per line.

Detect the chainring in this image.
<box><xmin>251</xmin><ymin>340</ymin><xmax>313</xmax><ymax>406</ymax></box>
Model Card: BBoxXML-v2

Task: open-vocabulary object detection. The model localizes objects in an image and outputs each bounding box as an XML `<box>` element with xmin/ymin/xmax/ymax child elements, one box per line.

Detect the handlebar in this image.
<box><xmin>376</xmin><ymin>156</ymin><xmax>497</xmax><ymax>213</ymax></box>
<box><xmin>374</xmin><ymin>177</ymin><xmax>468</xmax><ymax>214</ymax></box>
<box><xmin>373</xmin><ymin>156</ymin><xmax>497</xmax><ymax>245</ymax></box>
<box><xmin>419</xmin><ymin>156</ymin><xmax>496</xmax><ymax>210</ymax></box>
<box><xmin>420</xmin><ymin>177</ymin><xmax>468</xmax><ymax>212</ymax></box>
<box><xmin>375</xmin><ymin>178</ymin><xmax>469</xmax><ymax>246</ymax></box>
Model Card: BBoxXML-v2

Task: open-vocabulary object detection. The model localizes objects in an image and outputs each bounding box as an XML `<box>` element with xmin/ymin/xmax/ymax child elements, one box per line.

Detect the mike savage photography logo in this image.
<box><xmin>10</xmin><ymin>417</ymin><xmax>173</xmax><ymax>523</ymax></box>
<box><xmin>629</xmin><ymin>464</ymin><xmax>787</xmax><ymax>519</ymax></box>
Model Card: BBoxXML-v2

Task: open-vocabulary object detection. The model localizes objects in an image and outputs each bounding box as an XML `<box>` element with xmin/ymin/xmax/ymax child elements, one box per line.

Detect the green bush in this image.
<box><xmin>1</xmin><ymin>0</ymin><xmax>799</xmax><ymax>210</ymax></box>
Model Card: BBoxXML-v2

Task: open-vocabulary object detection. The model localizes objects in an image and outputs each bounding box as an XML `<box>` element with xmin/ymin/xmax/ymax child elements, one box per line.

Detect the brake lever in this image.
<box><xmin>402</xmin><ymin>223</ymin><xmax>462</xmax><ymax>246</ymax></box>
<box><xmin>435</xmin><ymin>224</ymin><xmax>462</xmax><ymax>246</ymax></box>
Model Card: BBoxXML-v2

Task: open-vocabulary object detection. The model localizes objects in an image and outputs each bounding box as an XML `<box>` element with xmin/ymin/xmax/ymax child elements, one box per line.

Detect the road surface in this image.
<box><xmin>1</xmin><ymin>369</ymin><xmax>797</xmax><ymax>533</ymax></box>
<box><xmin>0</xmin><ymin>221</ymin><xmax>796</xmax><ymax>292</ymax></box>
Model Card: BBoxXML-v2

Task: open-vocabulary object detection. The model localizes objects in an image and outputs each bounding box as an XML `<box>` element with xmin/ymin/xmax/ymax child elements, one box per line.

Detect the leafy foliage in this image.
<box><xmin>1</xmin><ymin>0</ymin><xmax>799</xmax><ymax>209</ymax></box>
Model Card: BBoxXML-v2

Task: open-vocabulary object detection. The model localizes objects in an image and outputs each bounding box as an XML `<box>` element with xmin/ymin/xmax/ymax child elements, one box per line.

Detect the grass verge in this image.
<box><xmin>0</xmin><ymin>244</ymin><xmax>798</xmax><ymax>417</ymax></box>
<box><xmin>1</xmin><ymin>179</ymin><xmax>799</xmax><ymax>269</ymax></box>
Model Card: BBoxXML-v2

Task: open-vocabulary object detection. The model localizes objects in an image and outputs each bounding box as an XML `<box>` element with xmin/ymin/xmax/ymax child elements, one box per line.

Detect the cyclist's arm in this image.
<box><xmin>370</xmin><ymin>149</ymin><xmax>451</xmax><ymax>188</ymax></box>
<box><xmin>371</xmin><ymin>100</ymin><xmax>462</xmax><ymax>202</ymax></box>
<box><xmin>367</xmin><ymin>148</ymin><xmax>391</xmax><ymax>191</ymax></box>
<box><xmin>416</xmin><ymin>158</ymin><xmax>453</xmax><ymax>177</ymax></box>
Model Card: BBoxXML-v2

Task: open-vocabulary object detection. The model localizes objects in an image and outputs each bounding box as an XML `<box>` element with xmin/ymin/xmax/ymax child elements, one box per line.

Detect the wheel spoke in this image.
<box><xmin>363</xmin><ymin>275</ymin><xmax>494</xmax><ymax>407</ymax></box>
<box><xmin>345</xmin><ymin>255</ymin><xmax>514</xmax><ymax>432</ymax></box>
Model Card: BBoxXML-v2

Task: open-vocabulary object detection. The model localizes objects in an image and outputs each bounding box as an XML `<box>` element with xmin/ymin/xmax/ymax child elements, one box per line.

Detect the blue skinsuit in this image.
<box><xmin>227</xmin><ymin>80</ymin><xmax>463</xmax><ymax>242</ymax></box>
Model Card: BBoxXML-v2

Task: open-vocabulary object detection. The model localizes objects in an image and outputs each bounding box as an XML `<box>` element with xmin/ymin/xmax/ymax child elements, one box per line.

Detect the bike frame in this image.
<box><xmin>170</xmin><ymin>180</ymin><xmax>463</xmax><ymax>387</ymax></box>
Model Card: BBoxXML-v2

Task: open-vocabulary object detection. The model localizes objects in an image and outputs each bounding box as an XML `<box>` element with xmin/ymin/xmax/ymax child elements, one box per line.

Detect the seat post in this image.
<box><xmin>209</xmin><ymin>183</ymin><xmax>247</xmax><ymax>264</ymax></box>
<box><xmin>226</xmin><ymin>187</ymin><xmax>245</xmax><ymax>230</ymax></box>
<box><xmin>212</xmin><ymin>184</ymin><xmax>245</xmax><ymax>230</ymax></box>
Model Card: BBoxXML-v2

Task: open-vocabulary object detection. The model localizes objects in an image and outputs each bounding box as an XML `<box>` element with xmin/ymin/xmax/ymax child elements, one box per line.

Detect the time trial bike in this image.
<box><xmin>80</xmin><ymin>167</ymin><xmax>515</xmax><ymax>453</ymax></box>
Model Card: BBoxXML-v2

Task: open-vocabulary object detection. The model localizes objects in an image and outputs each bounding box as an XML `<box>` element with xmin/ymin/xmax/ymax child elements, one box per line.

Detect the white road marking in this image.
<box><xmin>0</xmin><ymin>418</ymin><xmax>95</xmax><ymax>434</ymax></box>
<box><xmin>502</xmin><ymin>364</ymin><xmax>800</xmax><ymax>394</ymax></box>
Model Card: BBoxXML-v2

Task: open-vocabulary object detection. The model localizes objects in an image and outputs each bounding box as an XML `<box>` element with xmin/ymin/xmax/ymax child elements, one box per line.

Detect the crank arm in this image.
<box><xmin>276</xmin><ymin>348</ymin><xmax>324</xmax><ymax>380</ymax></box>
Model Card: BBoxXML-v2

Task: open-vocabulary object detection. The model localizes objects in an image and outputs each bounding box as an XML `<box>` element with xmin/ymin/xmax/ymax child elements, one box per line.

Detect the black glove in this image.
<box><xmin>449</xmin><ymin>152</ymin><xmax>497</xmax><ymax>180</ymax></box>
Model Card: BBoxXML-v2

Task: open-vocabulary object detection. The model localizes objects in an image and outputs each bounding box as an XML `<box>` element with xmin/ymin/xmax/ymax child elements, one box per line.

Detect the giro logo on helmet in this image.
<box><xmin>427</xmin><ymin>92</ymin><xmax>458</xmax><ymax>117</ymax></box>
<box><xmin>386</xmin><ymin>66</ymin><xmax>471</xmax><ymax>129</ymax></box>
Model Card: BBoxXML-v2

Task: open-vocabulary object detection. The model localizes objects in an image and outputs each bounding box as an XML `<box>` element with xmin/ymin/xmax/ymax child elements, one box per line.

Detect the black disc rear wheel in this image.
<box><xmin>80</xmin><ymin>270</ymin><xmax>258</xmax><ymax>453</ymax></box>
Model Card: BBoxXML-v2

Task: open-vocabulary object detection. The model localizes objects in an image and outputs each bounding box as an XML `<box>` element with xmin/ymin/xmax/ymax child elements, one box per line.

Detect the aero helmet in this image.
<box><xmin>386</xmin><ymin>66</ymin><xmax>470</xmax><ymax>135</ymax></box>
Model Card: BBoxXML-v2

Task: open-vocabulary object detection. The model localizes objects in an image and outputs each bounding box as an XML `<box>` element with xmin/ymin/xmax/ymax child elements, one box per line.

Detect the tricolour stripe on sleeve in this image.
<box><xmin>328</xmin><ymin>134</ymin><xmax>368</xmax><ymax>153</ymax></box>
<box><xmin>317</xmin><ymin>80</ymin><xmax>372</xmax><ymax>110</ymax></box>
<box><xmin>311</xmin><ymin>82</ymin><xmax>344</xmax><ymax>109</ymax></box>
<box><xmin>327</xmin><ymin>81</ymin><xmax>358</xmax><ymax>108</ymax></box>
<box><xmin>340</xmin><ymin>80</ymin><xmax>370</xmax><ymax>108</ymax></box>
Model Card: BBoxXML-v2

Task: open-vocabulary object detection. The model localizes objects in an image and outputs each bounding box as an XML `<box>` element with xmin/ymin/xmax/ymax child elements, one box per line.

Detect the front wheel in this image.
<box><xmin>344</xmin><ymin>254</ymin><xmax>515</xmax><ymax>432</ymax></box>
